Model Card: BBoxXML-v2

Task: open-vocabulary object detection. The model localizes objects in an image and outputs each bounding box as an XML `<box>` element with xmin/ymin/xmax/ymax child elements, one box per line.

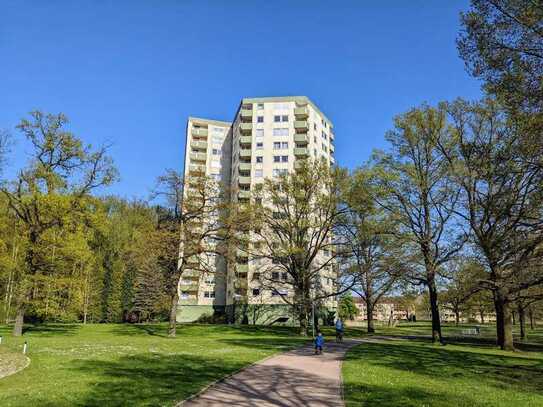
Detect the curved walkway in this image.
<box><xmin>180</xmin><ymin>339</ymin><xmax>361</xmax><ymax>407</ymax></box>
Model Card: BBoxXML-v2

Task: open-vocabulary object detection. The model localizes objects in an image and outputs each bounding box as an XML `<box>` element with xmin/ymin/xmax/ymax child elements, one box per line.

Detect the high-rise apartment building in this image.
<box><xmin>178</xmin><ymin>96</ymin><xmax>336</xmax><ymax>323</ymax></box>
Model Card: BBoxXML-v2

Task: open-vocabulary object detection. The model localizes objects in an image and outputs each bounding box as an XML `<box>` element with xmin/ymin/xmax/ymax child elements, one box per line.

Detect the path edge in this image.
<box><xmin>0</xmin><ymin>355</ymin><xmax>31</xmax><ymax>380</ymax></box>
<box><xmin>175</xmin><ymin>343</ymin><xmax>311</xmax><ymax>406</ymax></box>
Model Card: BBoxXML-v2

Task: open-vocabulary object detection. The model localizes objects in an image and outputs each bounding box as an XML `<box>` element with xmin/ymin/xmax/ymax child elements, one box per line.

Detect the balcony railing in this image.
<box><xmin>238</xmin><ymin>191</ymin><xmax>251</xmax><ymax>200</ymax></box>
<box><xmin>240</xmin><ymin>135</ymin><xmax>252</xmax><ymax>145</ymax></box>
<box><xmin>240</xmin><ymin>123</ymin><xmax>253</xmax><ymax>134</ymax></box>
<box><xmin>239</xmin><ymin>162</ymin><xmax>252</xmax><ymax>171</ymax></box>
<box><xmin>294</xmin><ymin>147</ymin><xmax>309</xmax><ymax>157</ymax></box>
<box><xmin>294</xmin><ymin>107</ymin><xmax>309</xmax><ymax>118</ymax></box>
<box><xmin>192</xmin><ymin>128</ymin><xmax>208</xmax><ymax>137</ymax></box>
<box><xmin>238</xmin><ymin>176</ymin><xmax>251</xmax><ymax>185</ymax></box>
<box><xmin>190</xmin><ymin>152</ymin><xmax>207</xmax><ymax>162</ymax></box>
<box><xmin>294</xmin><ymin>120</ymin><xmax>309</xmax><ymax>132</ymax></box>
<box><xmin>239</xmin><ymin>149</ymin><xmax>252</xmax><ymax>159</ymax></box>
<box><xmin>190</xmin><ymin>140</ymin><xmax>208</xmax><ymax>150</ymax></box>
<box><xmin>294</xmin><ymin>133</ymin><xmax>309</xmax><ymax>144</ymax></box>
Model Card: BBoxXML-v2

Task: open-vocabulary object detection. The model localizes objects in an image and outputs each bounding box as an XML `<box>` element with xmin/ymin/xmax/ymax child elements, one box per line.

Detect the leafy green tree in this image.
<box><xmin>1</xmin><ymin>111</ymin><xmax>117</xmax><ymax>335</ymax></box>
<box><xmin>337</xmin><ymin>294</ymin><xmax>359</xmax><ymax>321</ymax></box>
<box><xmin>372</xmin><ymin>104</ymin><xmax>465</xmax><ymax>343</ymax></box>
<box><xmin>245</xmin><ymin>160</ymin><xmax>351</xmax><ymax>336</ymax></box>
<box><xmin>442</xmin><ymin>98</ymin><xmax>543</xmax><ymax>350</ymax></box>
<box><xmin>340</xmin><ymin>167</ymin><xmax>404</xmax><ymax>333</ymax></box>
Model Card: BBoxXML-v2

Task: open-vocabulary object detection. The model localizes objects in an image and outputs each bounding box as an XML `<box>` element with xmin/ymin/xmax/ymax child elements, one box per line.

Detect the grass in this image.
<box><xmin>0</xmin><ymin>323</ymin><xmax>308</xmax><ymax>407</ymax></box>
<box><xmin>343</xmin><ymin>321</ymin><xmax>543</xmax><ymax>407</ymax></box>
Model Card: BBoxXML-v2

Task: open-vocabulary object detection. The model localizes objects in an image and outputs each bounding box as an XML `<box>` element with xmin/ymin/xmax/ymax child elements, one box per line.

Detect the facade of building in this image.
<box><xmin>178</xmin><ymin>96</ymin><xmax>337</xmax><ymax>323</ymax></box>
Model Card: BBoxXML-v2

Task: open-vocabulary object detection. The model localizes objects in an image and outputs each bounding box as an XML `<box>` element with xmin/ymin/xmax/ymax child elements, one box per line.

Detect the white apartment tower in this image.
<box><xmin>178</xmin><ymin>96</ymin><xmax>336</xmax><ymax>323</ymax></box>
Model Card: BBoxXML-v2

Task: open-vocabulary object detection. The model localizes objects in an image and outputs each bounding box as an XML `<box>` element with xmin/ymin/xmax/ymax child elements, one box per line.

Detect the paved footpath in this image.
<box><xmin>180</xmin><ymin>339</ymin><xmax>361</xmax><ymax>407</ymax></box>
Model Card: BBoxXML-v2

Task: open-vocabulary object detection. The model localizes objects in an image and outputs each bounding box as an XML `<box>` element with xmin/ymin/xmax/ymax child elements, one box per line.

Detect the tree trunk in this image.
<box><xmin>529</xmin><ymin>307</ymin><xmax>535</xmax><ymax>330</ymax></box>
<box><xmin>479</xmin><ymin>308</ymin><xmax>485</xmax><ymax>324</ymax></box>
<box><xmin>427</xmin><ymin>279</ymin><xmax>443</xmax><ymax>343</ymax></box>
<box><xmin>502</xmin><ymin>302</ymin><xmax>514</xmax><ymax>351</ymax></box>
<box><xmin>493</xmin><ymin>291</ymin><xmax>514</xmax><ymax>350</ymax></box>
<box><xmin>455</xmin><ymin>310</ymin><xmax>460</xmax><ymax>326</ymax></box>
<box><xmin>518</xmin><ymin>304</ymin><xmax>526</xmax><ymax>340</ymax></box>
<box><xmin>168</xmin><ymin>283</ymin><xmax>179</xmax><ymax>337</ymax></box>
<box><xmin>366</xmin><ymin>301</ymin><xmax>375</xmax><ymax>333</ymax></box>
<box><xmin>13</xmin><ymin>304</ymin><xmax>25</xmax><ymax>336</ymax></box>
<box><xmin>512</xmin><ymin>310</ymin><xmax>516</xmax><ymax>325</ymax></box>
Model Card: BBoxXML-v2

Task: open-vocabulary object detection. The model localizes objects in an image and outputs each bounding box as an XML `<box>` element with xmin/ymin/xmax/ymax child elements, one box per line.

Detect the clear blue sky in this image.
<box><xmin>1</xmin><ymin>1</ymin><xmax>482</xmax><ymax>198</ymax></box>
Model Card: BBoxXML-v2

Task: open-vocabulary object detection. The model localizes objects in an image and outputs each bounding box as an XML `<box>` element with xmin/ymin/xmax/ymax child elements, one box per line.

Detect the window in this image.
<box><xmin>274</xmin><ymin>115</ymin><xmax>281</xmax><ymax>122</ymax></box>
<box><xmin>281</xmin><ymin>272</ymin><xmax>288</xmax><ymax>281</ymax></box>
<box><xmin>322</xmin><ymin>131</ymin><xmax>327</xmax><ymax>140</ymax></box>
<box><xmin>204</xmin><ymin>291</ymin><xmax>215</xmax><ymax>298</ymax></box>
<box><xmin>272</xmin><ymin>272</ymin><xmax>280</xmax><ymax>280</ymax></box>
<box><xmin>257</xmin><ymin>116</ymin><xmax>264</xmax><ymax>123</ymax></box>
<box><xmin>205</xmin><ymin>276</ymin><xmax>215</xmax><ymax>284</ymax></box>
<box><xmin>281</xmin><ymin>155</ymin><xmax>288</xmax><ymax>162</ymax></box>
<box><xmin>212</xmin><ymin>148</ymin><xmax>221</xmax><ymax>155</ymax></box>
<box><xmin>314</xmin><ymin>123</ymin><xmax>317</xmax><ymax>130</ymax></box>
<box><xmin>255</xmin><ymin>169</ymin><xmax>263</xmax><ymax>178</ymax></box>
<box><xmin>273</xmin><ymin>142</ymin><xmax>281</xmax><ymax>150</ymax></box>
<box><xmin>273</xmin><ymin>168</ymin><xmax>287</xmax><ymax>177</ymax></box>
<box><xmin>323</xmin><ymin>145</ymin><xmax>328</xmax><ymax>152</ymax></box>
<box><xmin>181</xmin><ymin>292</ymin><xmax>189</xmax><ymax>299</ymax></box>
<box><xmin>256</xmin><ymin>129</ymin><xmax>264</xmax><ymax>138</ymax></box>
<box><xmin>281</xmin><ymin>142</ymin><xmax>288</xmax><ymax>149</ymax></box>
<box><xmin>257</xmin><ymin>103</ymin><xmax>264</xmax><ymax>110</ymax></box>
<box><xmin>252</xmin><ymin>288</ymin><xmax>260</xmax><ymax>296</ymax></box>
<box><xmin>273</xmin><ymin>128</ymin><xmax>289</xmax><ymax>137</ymax></box>
<box><xmin>256</xmin><ymin>156</ymin><xmax>263</xmax><ymax>163</ymax></box>
<box><xmin>253</xmin><ymin>272</ymin><xmax>261</xmax><ymax>280</ymax></box>
<box><xmin>282</xmin><ymin>115</ymin><xmax>288</xmax><ymax>122</ymax></box>
<box><xmin>313</xmin><ymin>136</ymin><xmax>317</xmax><ymax>143</ymax></box>
<box><xmin>256</xmin><ymin>142</ymin><xmax>263</xmax><ymax>149</ymax></box>
<box><xmin>274</xmin><ymin>156</ymin><xmax>281</xmax><ymax>163</ymax></box>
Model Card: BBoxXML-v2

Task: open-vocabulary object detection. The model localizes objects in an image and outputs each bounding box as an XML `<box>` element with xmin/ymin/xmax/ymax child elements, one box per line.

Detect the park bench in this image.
<box><xmin>461</xmin><ymin>327</ymin><xmax>481</xmax><ymax>336</ymax></box>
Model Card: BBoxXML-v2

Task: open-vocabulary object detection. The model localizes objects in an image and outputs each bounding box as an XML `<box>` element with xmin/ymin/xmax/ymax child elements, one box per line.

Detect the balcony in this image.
<box><xmin>189</xmin><ymin>164</ymin><xmax>206</xmax><ymax>173</ymax></box>
<box><xmin>294</xmin><ymin>120</ymin><xmax>309</xmax><ymax>132</ymax></box>
<box><xmin>294</xmin><ymin>133</ymin><xmax>309</xmax><ymax>144</ymax></box>
<box><xmin>294</xmin><ymin>147</ymin><xmax>309</xmax><ymax>157</ymax></box>
<box><xmin>192</xmin><ymin>128</ymin><xmax>208</xmax><ymax>137</ymax></box>
<box><xmin>240</xmin><ymin>123</ymin><xmax>253</xmax><ymax>134</ymax></box>
<box><xmin>190</xmin><ymin>152</ymin><xmax>207</xmax><ymax>162</ymax></box>
<box><xmin>179</xmin><ymin>281</ymin><xmax>199</xmax><ymax>292</ymax></box>
<box><xmin>190</xmin><ymin>140</ymin><xmax>208</xmax><ymax>150</ymax></box>
<box><xmin>237</xmin><ymin>264</ymin><xmax>249</xmax><ymax>273</ymax></box>
<box><xmin>178</xmin><ymin>296</ymin><xmax>198</xmax><ymax>305</ymax></box>
<box><xmin>239</xmin><ymin>149</ymin><xmax>252</xmax><ymax>159</ymax></box>
<box><xmin>236</xmin><ymin>279</ymin><xmax>248</xmax><ymax>289</ymax></box>
<box><xmin>294</xmin><ymin>106</ymin><xmax>309</xmax><ymax>119</ymax></box>
<box><xmin>239</xmin><ymin>176</ymin><xmax>251</xmax><ymax>185</ymax></box>
<box><xmin>182</xmin><ymin>269</ymin><xmax>201</xmax><ymax>278</ymax></box>
<box><xmin>238</xmin><ymin>190</ymin><xmax>251</xmax><ymax>200</ymax></box>
<box><xmin>239</xmin><ymin>162</ymin><xmax>252</xmax><ymax>171</ymax></box>
<box><xmin>240</xmin><ymin>109</ymin><xmax>253</xmax><ymax>120</ymax></box>
<box><xmin>240</xmin><ymin>135</ymin><xmax>252</xmax><ymax>145</ymax></box>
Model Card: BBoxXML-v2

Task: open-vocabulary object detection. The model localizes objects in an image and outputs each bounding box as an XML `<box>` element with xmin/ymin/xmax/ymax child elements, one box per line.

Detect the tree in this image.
<box><xmin>442</xmin><ymin>98</ymin><xmax>543</xmax><ymax>350</ymax></box>
<box><xmin>1</xmin><ymin>111</ymin><xmax>117</xmax><ymax>335</ymax></box>
<box><xmin>458</xmin><ymin>0</ymin><xmax>543</xmax><ymax>113</ymax></box>
<box><xmin>246</xmin><ymin>160</ymin><xmax>352</xmax><ymax>335</ymax></box>
<box><xmin>372</xmin><ymin>104</ymin><xmax>465</xmax><ymax>343</ymax></box>
<box><xmin>340</xmin><ymin>167</ymin><xmax>404</xmax><ymax>333</ymax></box>
<box><xmin>441</xmin><ymin>258</ymin><xmax>483</xmax><ymax>325</ymax></box>
<box><xmin>337</xmin><ymin>294</ymin><xmax>359</xmax><ymax>321</ymax></box>
<box><xmin>152</xmin><ymin>169</ymin><xmax>234</xmax><ymax>337</ymax></box>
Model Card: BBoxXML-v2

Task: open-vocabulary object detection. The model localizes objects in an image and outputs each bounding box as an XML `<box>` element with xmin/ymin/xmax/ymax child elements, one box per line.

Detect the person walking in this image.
<box><xmin>335</xmin><ymin>318</ymin><xmax>344</xmax><ymax>342</ymax></box>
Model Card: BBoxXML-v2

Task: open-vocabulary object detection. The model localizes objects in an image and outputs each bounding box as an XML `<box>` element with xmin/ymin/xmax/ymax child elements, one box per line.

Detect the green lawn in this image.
<box><xmin>0</xmin><ymin>323</ymin><xmax>308</xmax><ymax>406</ymax></box>
<box><xmin>343</xmin><ymin>322</ymin><xmax>543</xmax><ymax>407</ymax></box>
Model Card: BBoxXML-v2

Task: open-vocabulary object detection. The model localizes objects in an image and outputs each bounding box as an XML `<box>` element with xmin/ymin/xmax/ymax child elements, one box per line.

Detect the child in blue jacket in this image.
<box><xmin>314</xmin><ymin>331</ymin><xmax>324</xmax><ymax>354</ymax></box>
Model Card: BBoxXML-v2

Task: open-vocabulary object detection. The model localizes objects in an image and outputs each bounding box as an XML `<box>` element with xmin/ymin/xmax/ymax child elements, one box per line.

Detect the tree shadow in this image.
<box><xmin>71</xmin><ymin>353</ymin><xmax>248</xmax><ymax>406</ymax></box>
<box><xmin>21</xmin><ymin>323</ymin><xmax>81</xmax><ymax>337</ymax></box>
<box><xmin>346</xmin><ymin>341</ymin><xmax>543</xmax><ymax>395</ymax></box>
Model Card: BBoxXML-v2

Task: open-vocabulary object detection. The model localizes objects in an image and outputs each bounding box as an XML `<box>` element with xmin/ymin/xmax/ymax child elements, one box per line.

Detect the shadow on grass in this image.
<box><xmin>21</xmin><ymin>323</ymin><xmax>81</xmax><ymax>337</ymax></box>
<box><xmin>72</xmin><ymin>353</ymin><xmax>247</xmax><ymax>406</ymax></box>
<box><xmin>344</xmin><ymin>382</ymin><xmax>478</xmax><ymax>407</ymax></box>
<box><xmin>346</xmin><ymin>341</ymin><xmax>543</xmax><ymax>396</ymax></box>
